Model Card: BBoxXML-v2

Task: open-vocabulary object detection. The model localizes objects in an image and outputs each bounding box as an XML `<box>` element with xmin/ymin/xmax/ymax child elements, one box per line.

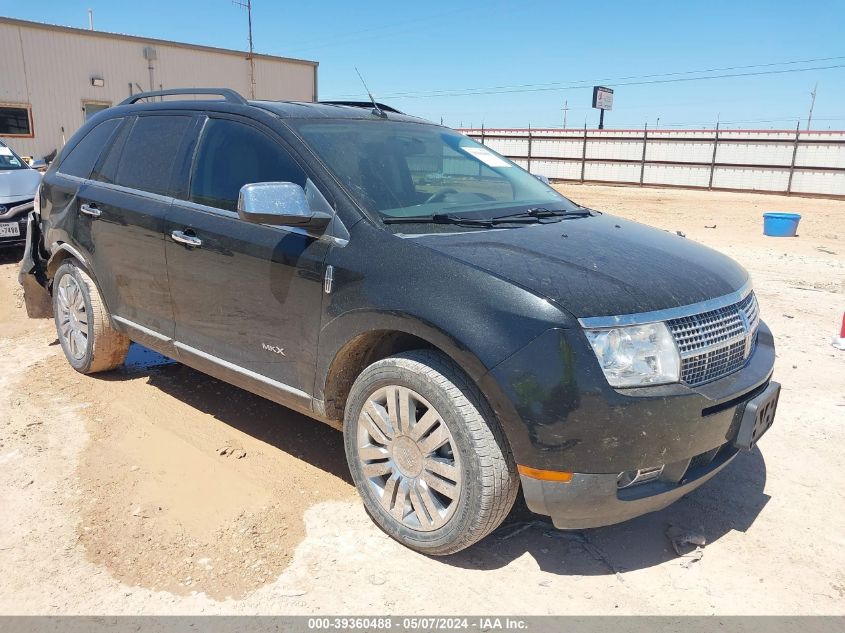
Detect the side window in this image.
<box><xmin>57</xmin><ymin>118</ymin><xmax>122</xmax><ymax>179</ymax></box>
<box><xmin>97</xmin><ymin>115</ymin><xmax>191</xmax><ymax>196</ymax></box>
<box><xmin>92</xmin><ymin>119</ymin><xmax>131</xmax><ymax>185</ymax></box>
<box><xmin>190</xmin><ymin>118</ymin><xmax>307</xmax><ymax>211</ymax></box>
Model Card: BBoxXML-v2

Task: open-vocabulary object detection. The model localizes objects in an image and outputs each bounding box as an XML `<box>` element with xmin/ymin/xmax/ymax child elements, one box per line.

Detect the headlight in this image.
<box><xmin>584</xmin><ymin>322</ymin><xmax>680</xmax><ymax>387</ymax></box>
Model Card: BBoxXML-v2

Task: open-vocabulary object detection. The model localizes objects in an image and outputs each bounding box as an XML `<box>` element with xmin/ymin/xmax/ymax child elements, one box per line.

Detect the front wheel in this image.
<box><xmin>344</xmin><ymin>350</ymin><xmax>519</xmax><ymax>555</ymax></box>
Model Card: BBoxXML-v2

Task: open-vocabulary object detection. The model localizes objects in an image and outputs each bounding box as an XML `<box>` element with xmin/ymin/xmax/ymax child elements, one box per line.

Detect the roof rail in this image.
<box><xmin>119</xmin><ymin>88</ymin><xmax>248</xmax><ymax>106</ymax></box>
<box><xmin>320</xmin><ymin>100</ymin><xmax>403</xmax><ymax>114</ymax></box>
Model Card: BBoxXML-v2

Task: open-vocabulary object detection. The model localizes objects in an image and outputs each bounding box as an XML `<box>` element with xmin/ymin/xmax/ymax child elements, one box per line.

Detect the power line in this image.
<box><xmin>282</xmin><ymin>6</ymin><xmax>475</xmax><ymax>54</ymax></box>
<box><xmin>326</xmin><ymin>55</ymin><xmax>845</xmax><ymax>101</ymax></box>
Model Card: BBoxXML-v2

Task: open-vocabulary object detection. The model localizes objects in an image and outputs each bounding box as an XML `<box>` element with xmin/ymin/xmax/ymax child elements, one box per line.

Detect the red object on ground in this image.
<box><xmin>834</xmin><ymin>312</ymin><xmax>845</xmax><ymax>351</ymax></box>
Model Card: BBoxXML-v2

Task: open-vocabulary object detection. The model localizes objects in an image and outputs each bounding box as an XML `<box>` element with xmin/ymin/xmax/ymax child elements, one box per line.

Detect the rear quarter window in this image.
<box><xmin>57</xmin><ymin>118</ymin><xmax>122</xmax><ymax>179</ymax></box>
<box><xmin>97</xmin><ymin>115</ymin><xmax>192</xmax><ymax>196</ymax></box>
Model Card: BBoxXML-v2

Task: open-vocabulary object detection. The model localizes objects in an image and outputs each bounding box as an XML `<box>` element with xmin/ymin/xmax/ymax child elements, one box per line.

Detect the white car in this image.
<box><xmin>0</xmin><ymin>140</ymin><xmax>41</xmax><ymax>248</ymax></box>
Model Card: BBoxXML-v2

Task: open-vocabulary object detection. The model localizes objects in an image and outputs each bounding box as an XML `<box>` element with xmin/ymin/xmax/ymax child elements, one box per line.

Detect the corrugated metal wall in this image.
<box><xmin>0</xmin><ymin>19</ymin><xmax>317</xmax><ymax>158</ymax></box>
<box><xmin>461</xmin><ymin>127</ymin><xmax>845</xmax><ymax>198</ymax></box>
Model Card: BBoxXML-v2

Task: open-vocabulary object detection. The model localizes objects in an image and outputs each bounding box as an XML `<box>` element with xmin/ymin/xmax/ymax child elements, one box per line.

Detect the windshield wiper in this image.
<box><xmin>383</xmin><ymin>213</ymin><xmax>535</xmax><ymax>227</ymax></box>
<box><xmin>493</xmin><ymin>207</ymin><xmax>593</xmax><ymax>221</ymax></box>
<box><xmin>383</xmin><ymin>207</ymin><xmax>594</xmax><ymax>226</ymax></box>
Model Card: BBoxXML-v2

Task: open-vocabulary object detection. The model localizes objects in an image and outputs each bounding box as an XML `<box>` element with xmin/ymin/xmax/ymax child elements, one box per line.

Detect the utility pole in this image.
<box><xmin>562</xmin><ymin>100</ymin><xmax>569</xmax><ymax>129</ymax></box>
<box><xmin>807</xmin><ymin>83</ymin><xmax>817</xmax><ymax>131</ymax></box>
<box><xmin>233</xmin><ymin>0</ymin><xmax>256</xmax><ymax>99</ymax></box>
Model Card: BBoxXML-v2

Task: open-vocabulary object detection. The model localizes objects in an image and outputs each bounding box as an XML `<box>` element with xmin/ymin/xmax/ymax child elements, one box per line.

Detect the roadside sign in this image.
<box><xmin>592</xmin><ymin>86</ymin><xmax>614</xmax><ymax>111</ymax></box>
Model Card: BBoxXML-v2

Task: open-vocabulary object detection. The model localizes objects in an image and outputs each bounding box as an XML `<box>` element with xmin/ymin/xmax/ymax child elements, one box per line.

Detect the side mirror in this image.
<box><xmin>237</xmin><ymin>182</ymin><xmax>331</xmax><ymax>230</ymax></box>
<box><xmin>534</xmin><ymin>174</ymin><xmax>551</xmax><ymax>185</ymax></box>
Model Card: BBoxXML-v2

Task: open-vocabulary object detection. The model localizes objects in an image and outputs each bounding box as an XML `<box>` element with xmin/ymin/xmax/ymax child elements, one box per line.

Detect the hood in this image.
<box><xmin>409</xmin><ymin>213</ymin><xmax>749</xmax><ymax>318</ymax></box>
<box><xmin>0</xmin><ymin>168</ymin><xmax>41</xmax><ymax>203</ymax></box>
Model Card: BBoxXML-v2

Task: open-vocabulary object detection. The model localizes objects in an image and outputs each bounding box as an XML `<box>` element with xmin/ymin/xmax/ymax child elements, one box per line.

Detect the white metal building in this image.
<box><xmin>0</xmin><ymin>17</ymin><xmax>318</xmax><ymax>159</ymax></box>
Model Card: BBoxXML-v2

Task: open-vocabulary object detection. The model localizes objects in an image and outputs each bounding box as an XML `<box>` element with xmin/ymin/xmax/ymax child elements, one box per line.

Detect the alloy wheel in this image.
<box><xmin>56</xmin><ymin>274</ymin><xmax>89</xmax><ymax>360</ymax></box>
<box><xmin>356</xmin><ymin>385</ymin><xmax>462</xmax><ymax>531</ymax></box>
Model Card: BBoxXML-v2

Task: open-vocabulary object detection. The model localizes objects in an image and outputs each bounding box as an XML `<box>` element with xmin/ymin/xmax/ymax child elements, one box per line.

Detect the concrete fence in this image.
<box><xmin>459</xmin><ymin>127</ymin><xmax>845</xmax><ymax>198</ymax></box>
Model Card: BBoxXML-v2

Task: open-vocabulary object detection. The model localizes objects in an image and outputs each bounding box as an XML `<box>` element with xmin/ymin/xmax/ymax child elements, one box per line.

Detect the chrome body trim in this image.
<box><xmin>174</xmin><ymin>341</ymin><xmax>311</xmax><ymax>401</ymax></box>
<box><xmin>173</xmin><ymin>199</ymin><xmax>344</xmax><ymax>244</ymax></box>
<box><xmin>0</xmin><ymin>200</ymin><xmax>34</xmax><ymax>220</ymax></box>
<box><xmin>578</xmin><ymin>279</ymin><xmax>754</xmax><ymax>329</ymax></box>
<box><xmin>110</xmin><ymin>315</ymin><xmax>312</xmax><ymax>403</ymax></box>
<box><xmin>88</xmin><ymin>179</ymin><xmax>174</xmax><ymax>205</ymax></box>
<box><xmin>112</xmin><ymin>315</ymin><xmax>171</xmax><ymax>342</ymax></box>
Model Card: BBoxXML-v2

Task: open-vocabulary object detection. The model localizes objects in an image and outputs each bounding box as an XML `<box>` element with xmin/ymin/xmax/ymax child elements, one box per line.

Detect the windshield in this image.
<box><xmin>289</xmin><ymin>120</ymin><xmax>577</xmax><ymax>219</ymax></box>
<box><xmin>0</xmin><ymin>144</ymin><xmax>28</xmax><ymax>171</ymax></box>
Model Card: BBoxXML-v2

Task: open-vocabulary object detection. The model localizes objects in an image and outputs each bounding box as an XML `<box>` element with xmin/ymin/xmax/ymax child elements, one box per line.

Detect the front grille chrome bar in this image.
<box><xmin>667</xmin><ymin>292</ymin><xmax>760</xmax><ymax>386</ymax></box>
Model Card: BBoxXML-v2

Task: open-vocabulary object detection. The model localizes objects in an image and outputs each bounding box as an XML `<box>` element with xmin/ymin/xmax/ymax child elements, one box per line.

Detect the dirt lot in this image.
<box><xmin>1</xmin><ymin>185</ymin><xmax>843</xmax><ymax>615</ymax></box>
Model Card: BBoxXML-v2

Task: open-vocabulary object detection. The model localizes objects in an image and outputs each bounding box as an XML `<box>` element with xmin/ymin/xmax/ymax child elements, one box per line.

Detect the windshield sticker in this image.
<box><xmin>0</xmin><ymin>147</ymin><xmax>12</xmax><ymax>156</ymax></box>
<box><xmin>462</xmin><ymin>146</ymin><xmax>511</xmax><ymax>168</ymax></box>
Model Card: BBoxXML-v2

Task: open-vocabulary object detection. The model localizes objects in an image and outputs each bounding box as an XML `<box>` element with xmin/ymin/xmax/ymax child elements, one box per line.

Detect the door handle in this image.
<box><xmin>171</xmin><ymin>230</ymin><xmax>202</xmax><ymax>248</ymax></box>
<box><xmin>79</xmin><ymin>203</ymin><xmax>101</xmax><ymax>218</ymax></box>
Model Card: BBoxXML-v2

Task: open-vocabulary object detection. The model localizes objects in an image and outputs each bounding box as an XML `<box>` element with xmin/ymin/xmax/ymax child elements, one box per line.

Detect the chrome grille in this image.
<box><xmin>667</xmin><ymin>292</ymin><xmax>759</xmax><ymax>386</ymax></box>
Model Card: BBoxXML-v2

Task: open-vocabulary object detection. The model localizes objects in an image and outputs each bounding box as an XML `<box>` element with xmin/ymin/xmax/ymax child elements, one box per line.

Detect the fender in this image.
<box><xmin>48</xmin><ymin>241</ymin><xmax>93</xmax><ymax>276</ymax></box>
<box><xmin>45</xmin><ymin>241</ymin><xmax>120</xmax><ymax>329</ymax></box>
<box><xmin>316</xmin><ymin>308</ymin><xmax>491</xmax><ymax>394</ymax></box>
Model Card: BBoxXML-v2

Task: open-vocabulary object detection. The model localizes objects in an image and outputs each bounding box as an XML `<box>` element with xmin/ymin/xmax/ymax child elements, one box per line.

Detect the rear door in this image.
<box><xmin>165</xmin><ymin>114</ymin><xmax>330</xmax><ymax>397</ymax></box>
<box><xmin>79</xmin><ymin>113</ymin><xmax>195</xmax><ymax>341</ymax></box>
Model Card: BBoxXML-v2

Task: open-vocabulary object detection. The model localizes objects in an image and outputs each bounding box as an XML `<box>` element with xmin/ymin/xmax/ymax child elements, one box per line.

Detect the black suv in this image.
<box><xmin>20</xmin><ymin>88</ymin><xmax>779</xmax><ymax>554</ymax></box>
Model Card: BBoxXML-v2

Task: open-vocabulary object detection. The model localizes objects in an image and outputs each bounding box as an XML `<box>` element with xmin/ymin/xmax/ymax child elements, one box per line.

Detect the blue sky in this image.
<box><xmin>4</xmin><ymin>0</ymin><xmax>844</xmax><ymax>129</ymax></box>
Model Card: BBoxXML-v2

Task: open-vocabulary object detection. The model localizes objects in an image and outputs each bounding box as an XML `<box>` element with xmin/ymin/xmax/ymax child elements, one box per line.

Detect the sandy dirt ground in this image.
<box><xmin>0</xmin><ymin>185</ymin><xmax>843</xmax><ymax>615</ymax></box>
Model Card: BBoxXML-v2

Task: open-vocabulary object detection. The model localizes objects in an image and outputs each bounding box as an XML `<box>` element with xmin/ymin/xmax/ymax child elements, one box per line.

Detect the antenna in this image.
<box><xmin>355</xmin><ymin>67</ymin><xmax>386</xmax><ymax>119</ymax></box>
<box><xmin>233</xmin><ymin>0</ymin><xmax>256</xmax><ymax>99</ymax></box>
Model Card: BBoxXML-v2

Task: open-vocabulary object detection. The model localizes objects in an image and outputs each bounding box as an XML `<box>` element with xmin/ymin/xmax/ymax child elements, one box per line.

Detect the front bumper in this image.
<box><xmin>521</xmin><ymin>379</ymin><xmax>779</xmax><ymax>528</ymax></box>
<box><xmin>522</xmin><ymin>444</ymin><xmax>739</xmax><ymax>529</ymax></box>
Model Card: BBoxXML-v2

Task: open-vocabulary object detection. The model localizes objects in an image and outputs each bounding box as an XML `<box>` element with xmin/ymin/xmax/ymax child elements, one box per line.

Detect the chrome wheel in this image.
<box><xmin>56</xmin><ymin>274</ymin><xmax>89</xmax><ymax>361</ymax></box>
<box><xmin>357</xmin><ymin>386</ymin><xmax>462</xmax><ymax>531</ymax></box>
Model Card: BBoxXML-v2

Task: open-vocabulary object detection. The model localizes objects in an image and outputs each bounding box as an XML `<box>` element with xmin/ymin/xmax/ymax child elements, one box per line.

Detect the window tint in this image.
<box><xmin>57</xmin><ymin>118</ymin><xmax>121</xmax><ymax>179</ymax></box>
<box><xmin>190</xmin><ymin>118</ymin><xmax>306</xmax><ymax>211</ymax></box>
<box><xmin>92</xmin><ymin>120</ymin><xmax>131</xmax><ymax>185</ymax></box>
<box><xmin>108</xmin><ymin>115</ymin><xmax>191</xmax><ymax>195</ymax></box>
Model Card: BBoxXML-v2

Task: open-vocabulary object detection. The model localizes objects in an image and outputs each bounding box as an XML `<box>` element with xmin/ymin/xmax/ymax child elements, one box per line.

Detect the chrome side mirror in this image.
<box><xmin>237</xmin><ymin>182</ymin><xmax>331</xmax><ymax>230</ymax></box>
<box><xmin>30</xmin><ymin>158</ymin><xmax>48</xmax><ymax>173</ymax></box>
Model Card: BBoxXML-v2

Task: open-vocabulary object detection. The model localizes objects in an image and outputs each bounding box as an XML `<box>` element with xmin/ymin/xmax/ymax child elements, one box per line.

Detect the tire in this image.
<box><xmin>52</xmin><ymin>260</ymin><xmax>130</xmax><ymax>374</ymax></box>
<box><xmin>344</xmin><ymin>349</ymin><xmax>519</xmax><ymax>555</ymax></box>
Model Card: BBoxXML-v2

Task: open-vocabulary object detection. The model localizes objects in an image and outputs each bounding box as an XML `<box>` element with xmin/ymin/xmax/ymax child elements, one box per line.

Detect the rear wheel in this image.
<box><xmin>53</xmin><ymin>260</ymin><xmax>129</xmax><ymax>374</ymax></box>
<box><xmin>344</xmin><ymin>349</ymin><xmax>519</xmax><ymax>555</ymax></box>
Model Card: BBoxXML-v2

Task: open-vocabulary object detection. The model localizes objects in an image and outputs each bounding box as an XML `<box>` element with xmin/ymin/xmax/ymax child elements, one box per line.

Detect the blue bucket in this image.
<box><xmin>763</xmin><ymin>212</ymin><xmax>801</xmax><ymax>237</ymax></box>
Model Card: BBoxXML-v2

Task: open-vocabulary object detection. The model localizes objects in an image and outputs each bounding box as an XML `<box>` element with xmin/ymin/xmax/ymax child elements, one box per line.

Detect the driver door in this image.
<box><xmin>165</xmin><ymin>115</ymin><xmax>330</xmax><ymax>400</ymax></box>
